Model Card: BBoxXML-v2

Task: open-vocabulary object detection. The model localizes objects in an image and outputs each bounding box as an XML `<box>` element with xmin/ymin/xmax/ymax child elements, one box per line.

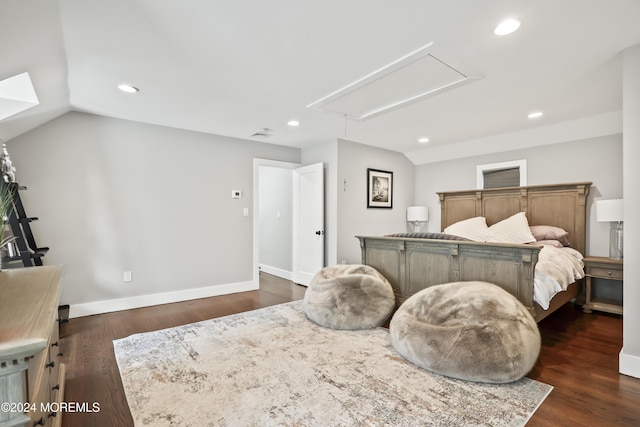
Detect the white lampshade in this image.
<box><xmin>596</xmin><ymin>199</ymin><xmax>623</xmax><ymax>222</ymax></box>
<box><xmin>407</xmin><ymin>206</ymin><xmax>428</xmax><ymax>222</ymax></box>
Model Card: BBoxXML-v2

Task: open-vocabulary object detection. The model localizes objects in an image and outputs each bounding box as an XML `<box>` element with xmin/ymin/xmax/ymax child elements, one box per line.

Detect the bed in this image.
<box><xmin>357</xmin><ymin>182</ymin><xmax>591</xmax><ymax>322</ymax></box>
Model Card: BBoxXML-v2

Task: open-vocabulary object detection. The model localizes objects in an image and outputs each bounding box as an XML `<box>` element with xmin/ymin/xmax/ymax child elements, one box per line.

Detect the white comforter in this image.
<box><xmin>534</xmin><ymin>245</ymin><xmax>585</xmax><ymax>310</ymax></box>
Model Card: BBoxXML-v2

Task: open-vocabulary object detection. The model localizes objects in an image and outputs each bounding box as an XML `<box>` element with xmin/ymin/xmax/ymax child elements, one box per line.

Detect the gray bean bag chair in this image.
<box><xmin>390</xmin><ymin>281</ymin><xmax>540</xmax><ymax>383</ymax></box>
<box><xmin>303</xmin><ymin>264</ymin><xmax>395</xmax><ymax>330</ymax></box>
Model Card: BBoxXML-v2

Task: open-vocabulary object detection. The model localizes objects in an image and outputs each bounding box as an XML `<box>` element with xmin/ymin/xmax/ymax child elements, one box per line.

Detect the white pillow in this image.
<box><xmin>444</xmin><ymin>216</ymin><xmax>489</xmax><ymax>241</ymax></box>
<box><xmin>487</xmin><ymin>212</ymin><xmax>536</xmax><ymax>244</ymax></box>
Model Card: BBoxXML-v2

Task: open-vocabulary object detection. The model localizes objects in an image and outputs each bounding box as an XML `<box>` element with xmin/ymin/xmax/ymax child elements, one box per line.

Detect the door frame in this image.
<box><xmin>252</xmin><ymin>158</ymin><xmax>300</xmax><ymax>288</ymax></box>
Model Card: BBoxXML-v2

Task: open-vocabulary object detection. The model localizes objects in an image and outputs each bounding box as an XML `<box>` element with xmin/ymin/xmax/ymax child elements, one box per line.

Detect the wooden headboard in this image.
<box><xmin>437</xmin><ymin>182</ymin><xmax>591</xmax><ymax>255</ymax></box>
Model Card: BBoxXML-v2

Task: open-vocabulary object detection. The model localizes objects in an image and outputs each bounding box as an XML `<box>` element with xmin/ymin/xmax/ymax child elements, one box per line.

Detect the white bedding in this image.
<box><xmin>533</xmin><ymin>245</ymin><xmax>585</xmax><ymax>310</ymax></box>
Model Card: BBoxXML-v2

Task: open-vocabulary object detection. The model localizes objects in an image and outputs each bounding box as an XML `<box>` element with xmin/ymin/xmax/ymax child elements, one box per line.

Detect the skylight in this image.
<box><xmin>0</xmin><ymin>72</ymin><xmax>39</xmax><ymax>120</ymax></box>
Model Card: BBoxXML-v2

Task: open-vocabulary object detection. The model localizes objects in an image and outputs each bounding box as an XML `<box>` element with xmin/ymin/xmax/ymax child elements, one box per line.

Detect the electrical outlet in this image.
<box><xmin>124</xmin><ymin>271</ymin><xmax>132</xmax><ymax>282</ymax></box>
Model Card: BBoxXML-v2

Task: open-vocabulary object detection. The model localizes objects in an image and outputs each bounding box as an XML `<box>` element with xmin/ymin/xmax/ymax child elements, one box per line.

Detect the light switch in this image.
<box><xmin>243</xmin><ymin>207</ymin><xmax>249</xmax><ymax>216</ymax></box>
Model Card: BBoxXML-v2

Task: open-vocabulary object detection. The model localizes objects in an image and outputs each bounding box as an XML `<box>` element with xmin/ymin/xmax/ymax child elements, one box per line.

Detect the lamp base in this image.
<box><xmin>609</xmin><ymin>222</ymin><xmax>623</xmax><ymax>260</ymax></box>
<box><xmin>407</xmin><ymin>221</ymin><xmax>426</xmax><ymax>233</ymax></box>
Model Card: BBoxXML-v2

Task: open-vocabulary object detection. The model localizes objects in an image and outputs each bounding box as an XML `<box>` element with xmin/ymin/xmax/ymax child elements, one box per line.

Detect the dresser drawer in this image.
<box><xmin>588</xmin><ymin>266</ymin><xmax>623</xmax><ymax>280</ymax></box>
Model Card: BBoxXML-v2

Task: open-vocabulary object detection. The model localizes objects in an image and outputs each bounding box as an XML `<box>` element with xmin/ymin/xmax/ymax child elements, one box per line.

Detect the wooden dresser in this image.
<box><xmin>0</xmin><ymin>266</ymin><xmax>65</xmax><ymax>427</ymax></box>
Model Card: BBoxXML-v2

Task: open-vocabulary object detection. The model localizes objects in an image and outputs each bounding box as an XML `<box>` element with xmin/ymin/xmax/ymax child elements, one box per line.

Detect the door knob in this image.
<box><xmin>315</xmin><ymin>230</ymin><xmax>325</xmax><ymax>235</ymax></box>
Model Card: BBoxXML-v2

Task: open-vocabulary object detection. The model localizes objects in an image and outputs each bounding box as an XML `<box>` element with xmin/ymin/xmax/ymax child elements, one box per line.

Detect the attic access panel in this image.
<box><xmin>307</xmin><ymin>43</ymin><xmax>482</xmax><ymax>120</ymax></box>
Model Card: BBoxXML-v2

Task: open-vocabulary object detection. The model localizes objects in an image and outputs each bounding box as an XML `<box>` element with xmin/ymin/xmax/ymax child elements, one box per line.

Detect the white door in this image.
<box><xmin>292</xmin><ymin>163</ymin><xmax>324</xmax><ymax>286</ymax></box>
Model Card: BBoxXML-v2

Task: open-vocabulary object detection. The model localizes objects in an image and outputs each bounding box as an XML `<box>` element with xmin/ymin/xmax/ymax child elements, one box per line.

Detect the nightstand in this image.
<box><xmin>582</xmin><ymin>256</ymin><xmax>623</xmax><ymax>315</ymax></box>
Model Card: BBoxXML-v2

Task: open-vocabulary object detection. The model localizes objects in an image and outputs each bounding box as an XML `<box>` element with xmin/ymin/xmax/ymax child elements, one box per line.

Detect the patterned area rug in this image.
<box><xmin>113</xmin><ymin>301</ymin><xmax>552</xmax><ymax>426</ymax></box>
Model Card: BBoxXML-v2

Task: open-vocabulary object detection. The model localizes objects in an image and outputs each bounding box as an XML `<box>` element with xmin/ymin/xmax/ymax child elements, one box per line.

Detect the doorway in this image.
<box><xmin>253</xmin><ymin>159</ymin><xmax>325</xmax><ymax>287</ymax></box>
<box><xmin>253</xmin><ymin>159</ymin><xmax>298</xmax><ymax>287</ymax></box>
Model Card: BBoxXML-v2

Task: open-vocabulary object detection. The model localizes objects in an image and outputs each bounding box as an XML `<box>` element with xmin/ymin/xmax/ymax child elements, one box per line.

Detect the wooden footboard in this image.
<box><xmin>534</xmin><ymin>280</ymin><xmax>581</xmax><ymax>322</ymax></box>
<box><xmin>357</xmin><ymin>236</ymin><xmax>541</xmax><ymax>318</ymax></box>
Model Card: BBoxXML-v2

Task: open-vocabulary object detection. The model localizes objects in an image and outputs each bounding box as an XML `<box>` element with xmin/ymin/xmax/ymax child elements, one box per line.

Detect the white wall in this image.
<box><xmin>414</xmin><ymin>134</ymin><xmax>623</xmax><ymax>256</ymax></box>
<box><xmin>258</xmin><ymin>166</ymin><xmax>293</xmax><ymax>276</ymax></box>
<box><xmin>336</xmin><ymin>139</ymin><xmax>415</xmax><ymax>264</ymax></box>
<box><xmin>7</xmin><ymin>112</ymin><xmax>300</xmax><ymax>314</ymax></box>
<box><xmin>621</xmin><ymin>45</ymin><xmax>640</xmax><ymax>378</ymax></box>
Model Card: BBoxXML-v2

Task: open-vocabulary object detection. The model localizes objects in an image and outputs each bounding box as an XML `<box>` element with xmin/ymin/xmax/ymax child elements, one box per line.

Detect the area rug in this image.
<box><xmin>113</xmin><ymin>301</ymin><xmax>552</xmax><ymax>426</ymax></box>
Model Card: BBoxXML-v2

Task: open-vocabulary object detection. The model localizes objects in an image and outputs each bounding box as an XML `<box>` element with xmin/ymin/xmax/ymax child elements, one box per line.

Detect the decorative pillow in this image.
<box><xmin>443</xmin><ymin>216</ymin><xmax>489</xmax><ymax>241</ymax></box>
<box><xmin>486</xmin><ymin>212</ymin><xmax>536</xmax><ymax>244</ymax></box>
<box><xmin>528</xmin><ymin>239</ymin><xmax>564</xmax><ymax>248</ymax></box>
<box><xmin>529</xmin><ymin>225</ymin><xmax>570</xmax><ymax>246</ymax></box>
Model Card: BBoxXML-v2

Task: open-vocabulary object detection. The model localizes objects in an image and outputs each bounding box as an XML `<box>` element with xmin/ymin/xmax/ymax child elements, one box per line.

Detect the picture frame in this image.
<box><xmin>367</xmin><ymin>168</ymin><xmax>393</xmax><ymax>208</ymax></box>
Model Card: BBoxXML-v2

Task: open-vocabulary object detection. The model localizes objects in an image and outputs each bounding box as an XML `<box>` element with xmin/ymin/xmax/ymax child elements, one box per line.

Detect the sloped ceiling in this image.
<box><xmin>1</xmin><ymin>1</ymin><xmax>640</xmax><ymax>161</ymax></box>
<box><xmin>0</xmin><ymin>1</ymin><xmax>69</xmax><ymax>140</ymax></box>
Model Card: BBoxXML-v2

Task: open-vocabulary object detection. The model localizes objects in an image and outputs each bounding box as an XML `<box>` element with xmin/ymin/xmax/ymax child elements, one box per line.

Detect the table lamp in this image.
<box><xmin>596</xmin><ymin>199</ymin><xmax>623</xmax><ymax>259</ymax></box>
<box><xmin>407</xmin><ymin>206</ymin><xmax>428</xmax><ymax>232</ymax></box>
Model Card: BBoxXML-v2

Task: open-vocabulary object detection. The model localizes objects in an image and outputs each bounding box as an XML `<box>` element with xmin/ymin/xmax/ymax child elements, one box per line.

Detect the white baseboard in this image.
<box><xmin>258</xmin><ymin>264</ymin><xmax>292</xmax><ymax>281</ymax></box>
<box><xmin>620</xmin><ymin>348</ymin><xmax>640</xmax><ymax>379</ymax></box>
<box><xmin>69</xmin><ymin>281</ymin><xmax>258</xmax><ymax>319</ymax></box>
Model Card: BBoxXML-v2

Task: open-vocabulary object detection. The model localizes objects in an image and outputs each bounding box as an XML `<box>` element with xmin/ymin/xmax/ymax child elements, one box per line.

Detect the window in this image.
<box><xmin>477</xmin><ymin>160</ymin><xmax>526</xmax><ymax>189</ymax></box>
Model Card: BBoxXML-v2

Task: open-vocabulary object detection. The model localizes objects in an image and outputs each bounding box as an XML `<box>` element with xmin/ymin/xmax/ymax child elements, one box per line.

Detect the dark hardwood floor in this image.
<box><xmin>59</xmin><ymin>273</ymin><xmax>639</xmax><ymax>426</ymax></box>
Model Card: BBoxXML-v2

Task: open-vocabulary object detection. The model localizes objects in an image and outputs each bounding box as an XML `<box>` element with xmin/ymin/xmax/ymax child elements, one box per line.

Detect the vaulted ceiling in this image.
<box><xmin>2</xmin><ymin>1</ymin><xmax>639</xmax><ymax>162</ymax></box>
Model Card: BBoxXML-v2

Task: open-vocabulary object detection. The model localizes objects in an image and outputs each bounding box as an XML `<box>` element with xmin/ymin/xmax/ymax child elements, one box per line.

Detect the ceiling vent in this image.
<box><xmin>251</xmin><ymin>128</ymin><xmax>273</xmax><ymax>138</ymax></box>
<box><xmin>307</xmin><ymin>42</ymin><xmax>482</xmax><ymax>121</ymax></box>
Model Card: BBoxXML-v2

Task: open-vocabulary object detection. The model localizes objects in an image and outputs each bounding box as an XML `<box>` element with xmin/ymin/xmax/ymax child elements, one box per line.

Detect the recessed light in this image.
<box><xmin>418</xmin><ymin>137</ymin><xmax>430</xmax><ymax>143</ymax></box>
<box><xmin>118</xmin><ymin>84</ymin><xmax>139</xmax><ymax>93</ymax></box>
<box><xmin>527</xmin><ymin>111</ymin><xmax>543</xmax><ymax>119</ymax></box>
<box><xmin>494</xmin><ymin>19</ymin><xmax>521</xmax><ymax>36</ymax></box>
<box><xmin>287</xmin><ymin>120</ymin><xmax>300</xmax><ymax>127</ymax></box>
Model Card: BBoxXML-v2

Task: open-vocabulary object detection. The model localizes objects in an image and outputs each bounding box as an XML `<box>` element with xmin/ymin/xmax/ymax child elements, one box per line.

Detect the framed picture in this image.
<box><xmin>367</xmin><ymin>168</ymin><xmax>393</xmax><ymax>208</ymax></box>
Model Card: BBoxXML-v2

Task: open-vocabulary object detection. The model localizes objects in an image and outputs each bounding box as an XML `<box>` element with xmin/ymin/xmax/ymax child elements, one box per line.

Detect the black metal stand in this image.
<box><xmin>1</xmin><ymin>181</ymin><xmax>49</xmax><ymax>267</ymax></box>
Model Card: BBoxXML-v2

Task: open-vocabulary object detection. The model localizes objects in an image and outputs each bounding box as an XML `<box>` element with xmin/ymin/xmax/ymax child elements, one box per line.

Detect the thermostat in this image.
<box><xmin>232</xmin><ymin>190</ymin><xmax>242</xmax><ymax>199</ymax></box>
